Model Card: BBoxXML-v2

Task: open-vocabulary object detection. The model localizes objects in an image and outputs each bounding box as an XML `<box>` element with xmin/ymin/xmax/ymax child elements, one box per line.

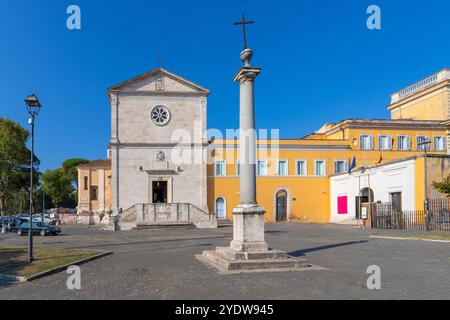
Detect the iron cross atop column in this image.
<box><xmin>233</xmin><ymin>14</ymin><xmax>255</xmax><ymax>50</ymax></box>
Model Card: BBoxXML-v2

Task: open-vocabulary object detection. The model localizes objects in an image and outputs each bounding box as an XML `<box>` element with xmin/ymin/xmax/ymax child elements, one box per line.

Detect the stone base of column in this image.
<box><xmin>198</xmin><ymin>247</ymin><xmax>311</xmax><ymax>272</ymax></box>
<box><xmin>230</xmin><ymin>204</ymin><xmax>268</xmax><ymax>252</ymax></box>
<box><xmin>198</xmin><ymin>204</ymin><xmax>312</xmax><ymax>273</ymax></box>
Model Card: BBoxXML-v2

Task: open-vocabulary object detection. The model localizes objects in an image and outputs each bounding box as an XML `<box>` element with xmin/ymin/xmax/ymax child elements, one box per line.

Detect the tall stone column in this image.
<box><xmin>198</xmin><ymin>48</ymin><xmax>311</xmax><ymax>272</ymax></box>
<box><xmin>230</xmin><ymin>49</ymin><xmax>268</xmax><ymax>252</ymax></box>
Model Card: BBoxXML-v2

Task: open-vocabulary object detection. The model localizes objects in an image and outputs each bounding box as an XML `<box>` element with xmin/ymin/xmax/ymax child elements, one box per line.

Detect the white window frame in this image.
<box><xmin>277</xmin><ymin>159</ymin><xmax>289</xmax><ymax>176</ymax></box>
<box><xmin>397</xmin><ymin>135</ymin><xmax>410</xmax><ymax>151</ymax></box>
<box><xmin>416</xmin><ymin>135</ymin><xmax>430</xmax><ymax>151</ymax></box>
<box><xmin>257</xmin><ymin>159</ymin><xmax>268</xmax><ymax>176</ymax></box>
<box><xmin>334</xmin><ymin>160</ymin><xmax>348</xmax><ymax>174</ymax></box>
<box><xmin>434</xmin><ymin>135</ymin><xmax>447</xmax><ymax>151</ymax></box>
<box><xmin>378</xmin><ymin>134</ymin><xmax>392</xmax><ymax>151</ymax></box>
<box><xmin>314</xmin><ymin>160</ymin><xmax>327</xmax><ymax>177</ymax></box>
<box><xmin>295</xmin><ymin>159</ymin><xmax>307</xmax><ymax>176</ymax></box>
<box><xmin>214</xmin><ymin>160</ymin><xmax>227</xmax><ymax>177</ymax></box>
<box><xmin>360</xmin><ymin>134</ymin><xmax>374</xmax><ymax>150</ymax></box>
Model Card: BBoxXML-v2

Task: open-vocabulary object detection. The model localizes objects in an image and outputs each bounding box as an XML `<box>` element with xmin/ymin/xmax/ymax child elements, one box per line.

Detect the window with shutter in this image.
<box><xmin>434</xmin><ymin>136</ymin><xmax>446</xmax><ymax>151</ymax></box>
<box><xmin>360</xmin><ymin>135</ymin><xmax>373</xmax><ymax>150</ymax></box>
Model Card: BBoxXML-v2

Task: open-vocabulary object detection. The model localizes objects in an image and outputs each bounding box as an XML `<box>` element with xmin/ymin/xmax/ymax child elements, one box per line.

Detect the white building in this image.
<box><xmin>330</xmin><ymin>155</ymin><xmax>450</xmax><ymax>225</ymax></box>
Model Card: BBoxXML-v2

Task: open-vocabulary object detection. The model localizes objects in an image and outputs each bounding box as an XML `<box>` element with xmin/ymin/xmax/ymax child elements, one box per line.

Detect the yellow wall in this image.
<box><xmin>208</xmin><ymin>177</ymin><xmax>330</xmax><ymax>223</ymax></box>
<box><xmin>77</xmin><ymin>167</ymin><xmax>112</xmax><ymax>213</ymax></box>
<box><xmin>390</xmin><ymin>87</ymin><xmax>448</xmax><ymax>121</ymax></box>
<box><xmin>208</xmin><ymin>131</ymin><xmax>447</xmax><ymax>222</ymax></box>
<box><xmin>347</xmin><ymin>128</ymin><xmax>447</xmax><ymax>152</ymax></box>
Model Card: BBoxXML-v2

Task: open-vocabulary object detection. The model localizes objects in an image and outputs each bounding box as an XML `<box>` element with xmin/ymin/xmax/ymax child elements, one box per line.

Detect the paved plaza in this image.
<box><xmin>0</xmin><ymin>223</ymin><xmax>449</xmax><ymax>300</ymax></box>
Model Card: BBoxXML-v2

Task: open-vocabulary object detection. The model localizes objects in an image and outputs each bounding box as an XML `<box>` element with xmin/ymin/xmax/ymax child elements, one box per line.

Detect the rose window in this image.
<box><xmin>151</xmin><ymin>106</ymin><xmax>171</xmax><ymax>126</ymax></box>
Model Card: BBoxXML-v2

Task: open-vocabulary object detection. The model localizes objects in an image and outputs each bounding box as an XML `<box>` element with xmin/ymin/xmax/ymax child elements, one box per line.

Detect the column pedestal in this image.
<box><xmin>230</xmin><ymin>204</ymin><xmax>268</xmax><ymax>252</ymax></box>
<box><xmin>199</xmin><ymin>204</ymin><xmax>312</xmax><ymax>272</ymax></box>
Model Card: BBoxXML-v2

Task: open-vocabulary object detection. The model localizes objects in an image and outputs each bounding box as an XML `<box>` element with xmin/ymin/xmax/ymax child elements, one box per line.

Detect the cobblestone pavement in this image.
<box><xmin>0</xmin><ymin>223</ymin><xmax>449</xmax><ymax>300</ymax></box>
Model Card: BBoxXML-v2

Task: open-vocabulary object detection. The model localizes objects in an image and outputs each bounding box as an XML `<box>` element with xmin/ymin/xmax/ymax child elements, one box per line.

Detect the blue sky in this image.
<box><xmin>1</xmin><ymin>0</ymin><xmax>449</xmax><ymax>171</ymax></box>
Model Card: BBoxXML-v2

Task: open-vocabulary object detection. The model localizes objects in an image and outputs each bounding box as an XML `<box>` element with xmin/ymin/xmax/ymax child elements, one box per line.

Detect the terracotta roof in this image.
<box><xmin>77</xmin><ymin>159</ymin><xmax>111</xmax><ymax>169</ymax></box>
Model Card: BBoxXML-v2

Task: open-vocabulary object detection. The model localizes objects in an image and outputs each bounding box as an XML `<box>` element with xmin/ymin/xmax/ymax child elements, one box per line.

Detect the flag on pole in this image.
<box><xmin>348</xmin><ymin>156</ymin><xmax>356</xmax><ymax>174</ymax></box>
<box><xmin>377</xmin><ymin>151</ymin><xmax>383</xmax><ymax>164</ymax></box>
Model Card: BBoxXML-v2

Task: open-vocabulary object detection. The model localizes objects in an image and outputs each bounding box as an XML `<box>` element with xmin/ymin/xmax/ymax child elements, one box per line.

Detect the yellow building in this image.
<box><xmin>78</xmin><ymin>68</ymin><xmax>450</xmax><ymax>225</ymax></box>
<box><xmin>77</xmin><ymin>159</ymin><xmax>112</xmax><ymax>214</ymax></box>
<box><xmin>389</xmin><ymin>69</ymin><xmax>450</xmax><ymax>121</ymax></box>
<box><xmin>208</xmin><ymin>69</ymin><xmax>450</xmax><ymax>223</ymax></box>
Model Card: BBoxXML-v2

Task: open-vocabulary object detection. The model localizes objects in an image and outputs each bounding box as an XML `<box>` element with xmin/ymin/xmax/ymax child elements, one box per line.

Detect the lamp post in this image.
<box><xmin>418</xmin><ymin>139</ymin><xmax>432</xmax><ymax>230</ymax></box>
<box><xmin>25</xmin><ymin>94</ymin><xmax>41</xmax><ymax>263</ymax></box>
<box><xmin>418</xmin><ymin>139</ymin><xmax>431</xmax><ymax>208</ymax></box>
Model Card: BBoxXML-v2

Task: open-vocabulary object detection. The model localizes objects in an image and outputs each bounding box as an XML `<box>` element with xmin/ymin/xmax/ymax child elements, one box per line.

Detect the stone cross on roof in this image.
<box><xmin>155</xmin><ymin>55</ymin><xmax>164</xmax><ymax>67</ymax></box>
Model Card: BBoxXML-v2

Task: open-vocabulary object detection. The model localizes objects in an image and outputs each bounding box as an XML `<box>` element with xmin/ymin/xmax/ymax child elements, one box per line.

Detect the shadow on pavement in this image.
<box><xmin>0</xmin><ymin>247</ymin><xmax>27</xmax><ymax>288</ymax></box>
<box><xmin>67</xmin><ymin>235</ymin><xmax>231</xmax><ymax>250</ymax></box>
<box><xmin>289</xmin><ymin>240</ymin><xmax>369</xmax><ymax>257</ymax></box>
<box><xmin>265</xmin><ymin>230</ymin><xmax>285</xmax><ymax>236</ymax></box>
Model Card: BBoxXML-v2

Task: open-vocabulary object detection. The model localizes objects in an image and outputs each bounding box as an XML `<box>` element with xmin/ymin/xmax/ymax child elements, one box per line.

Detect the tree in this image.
<box><xmin>432</xmin><ymin>176</ymin><xmax>450</xmax><ymax>197</ymax></box>
<box><xmin>5</xmin><ymin>168</ymin><xmax>41</xmax><ymax>214</ymax></box>
<box><xmin>62</xmin><ymin>158</ymin><xmax>89</xmax><ymax>187</ymax></box>
<box><xmin>0</xmin><ymin>117</ymin><xmax>40</xmax><ymax>215</ymax></box>
<box><xmin>41</xmin><ymin>169</ymin><xmax>74</xmax><ymax>208</ymax></box>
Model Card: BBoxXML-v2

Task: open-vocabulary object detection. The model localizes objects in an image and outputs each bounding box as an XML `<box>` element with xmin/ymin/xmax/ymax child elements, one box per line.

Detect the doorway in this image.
<box><xmin>356</xmin><ymin>188</ymin><xmax>375</xmax><ymax>219</ymax></box>
<box><xmin>390</xmin><ymin>192</ymin><xmax>402</xmax><ymax>212</ymax></box>
<box><xmin>360</xmin><ymin>188</ymin><xmax>374</xmax><ymax>204</ymax></box>
<box><xmin>152</xmin><ymin>181</ymin><xmax>168</xmax><ymax>203</ymax></box>
<box><xmin>276</xmin><ymin>190</ymin><xmax>288</xmax><ymax>222</ymax></box>
<box><xmin>215</xmin><ymin>197</ymin><xmax>226</xmax><ymax>219</ymax></box>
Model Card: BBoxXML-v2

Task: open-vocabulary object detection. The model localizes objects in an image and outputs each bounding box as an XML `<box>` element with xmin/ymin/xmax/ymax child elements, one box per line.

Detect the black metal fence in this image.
<box><xmin>372</xmin><ymin>199</ymin><xmax>450</xmax><ymax>232</ymax></box>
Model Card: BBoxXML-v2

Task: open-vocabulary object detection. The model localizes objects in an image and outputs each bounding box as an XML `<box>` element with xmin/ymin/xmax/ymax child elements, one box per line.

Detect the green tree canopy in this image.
<box><xmin>62</xmin><ymin>158</ymin><xmax>89</xmax><ymax>184</ymax></box>
<box><xmin>41</xmin><ymin>168</ymin><xmax>74</xmax><ymax>208</ymax></box>
<box><xmin>0</xmin><ymin>117</ymin><xmax>40</xmax><ymax>215</ymax></box>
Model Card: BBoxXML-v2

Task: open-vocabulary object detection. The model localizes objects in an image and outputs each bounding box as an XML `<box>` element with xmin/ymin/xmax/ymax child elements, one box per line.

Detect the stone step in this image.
<box><xmin>134</xmin><ymin>223</ymin><xmax>195</xmax><ymax>230</ymax></box>
<box><xmin>217</xmin><ymin>219</ymin><xmax>233</xmax><ymax>227</ymax></box>
<box><xmin>215</xmin><ymin>246</ymin><xmax>288</xmax><ymax>260</ymax></box>
<box><xmin>202</xmin><ymin>250</ymin><xmax>312</xmax><ymax>271</ymax></box>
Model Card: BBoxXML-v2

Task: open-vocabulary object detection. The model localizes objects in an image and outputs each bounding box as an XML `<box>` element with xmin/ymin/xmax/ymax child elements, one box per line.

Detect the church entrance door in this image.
<box><xmin>153</xmin><ymin>181</ymin><xmax>168</xmax><ymax>203</ymax></box>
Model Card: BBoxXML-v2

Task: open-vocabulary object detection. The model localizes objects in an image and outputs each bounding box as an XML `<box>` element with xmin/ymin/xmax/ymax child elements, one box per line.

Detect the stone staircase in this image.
<box><xmin>217</xmin><ymin>219</ymin><xmax>233</xmax><ymax>228</ymax></box>
<box><xmin>118</xmin><ymin>203</ymin><xmax>217</xmax><ymax>231</ymax></box>
<box><xmin>133</xmin><ymin>223</ymin><xmax>195</xmax><ymax>230</ymax></box>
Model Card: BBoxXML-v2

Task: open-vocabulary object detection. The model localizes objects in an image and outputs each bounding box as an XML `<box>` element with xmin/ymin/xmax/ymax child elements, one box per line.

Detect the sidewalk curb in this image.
<box><xmin>0</xmin><ymin>274</ymin><xmax>27</xmax><ymax>283</ymax></box>
<box><xmin>0</xmin><ymin>250</ymin><xmax>113</xmax><ymax>283</ymax></box>
<box><xmin>370</xmin><ymin>235</ymin><xmax>450</xmax><ymax>243</ymax></box>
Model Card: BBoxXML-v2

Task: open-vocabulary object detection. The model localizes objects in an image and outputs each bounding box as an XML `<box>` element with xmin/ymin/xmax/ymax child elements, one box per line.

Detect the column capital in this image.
<box><xmin>234</xmin><ymin>67</ymin><xmax>261</xmax><ymax>83</ymax></box>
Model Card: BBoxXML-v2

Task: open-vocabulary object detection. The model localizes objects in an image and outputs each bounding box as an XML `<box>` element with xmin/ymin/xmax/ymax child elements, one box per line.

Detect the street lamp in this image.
<box><xmin>25</xmin><ymin>94</ymin><xmax>41</xmax><ymax>263</ymax></box>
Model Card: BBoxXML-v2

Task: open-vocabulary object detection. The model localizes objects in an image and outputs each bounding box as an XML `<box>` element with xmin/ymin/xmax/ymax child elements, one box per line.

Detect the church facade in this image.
<box><xmin>78</xmin><ymin>67</ymin><xmax>450</xmax><ymax>227</ymax></box>
<box><xmin>107</xmin><ymin>68</ymin><xmax>209</xmax><ymax>215</ymax></box>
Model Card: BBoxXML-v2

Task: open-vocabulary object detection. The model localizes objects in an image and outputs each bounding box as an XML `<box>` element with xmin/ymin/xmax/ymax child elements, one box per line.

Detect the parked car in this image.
<box><xmin>17</xmin><ymin>222</ymin><xmax>62</xmax><ymax>236</ymax></box>
<box><xmin>0</xmin><ymin>216</ymin><xmax>9</xmax><ymax>232</ymax></box>
<box><xmin>32</xmin><ymin>213</ymin><xmax>55</xmax><ymax>224</ymax></box>
<box><xmin>2</xmin><ymin>217</ymin><xmax>28</xmax><ymax>233</ymax></box>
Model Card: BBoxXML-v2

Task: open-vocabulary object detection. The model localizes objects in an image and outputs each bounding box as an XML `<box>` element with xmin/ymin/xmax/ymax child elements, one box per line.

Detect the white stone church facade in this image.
<box><xmin>108</xmin><ymin>68</ymin><xmax>213</xmax><ymax>230</ymax></box>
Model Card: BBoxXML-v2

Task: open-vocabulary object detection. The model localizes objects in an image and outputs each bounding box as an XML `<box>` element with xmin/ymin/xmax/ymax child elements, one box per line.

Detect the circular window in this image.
<box><xmin>151</xmin><ymin>106</ymin><xmax>171</xmax><ymax>126</ymax></box>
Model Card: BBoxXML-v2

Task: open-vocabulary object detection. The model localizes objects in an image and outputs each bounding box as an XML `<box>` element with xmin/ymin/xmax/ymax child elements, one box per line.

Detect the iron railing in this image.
<box><xmin>372</xmin><ymin>199</ymin><xmax>450</xmax><ymax>232</ymax></box>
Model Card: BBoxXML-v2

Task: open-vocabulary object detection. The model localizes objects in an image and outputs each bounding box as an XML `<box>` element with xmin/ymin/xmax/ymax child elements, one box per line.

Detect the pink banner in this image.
<box><xmin>338</xmin><ymin>196</ymin><xmax>348</xmax><ymax>214</ymax></box>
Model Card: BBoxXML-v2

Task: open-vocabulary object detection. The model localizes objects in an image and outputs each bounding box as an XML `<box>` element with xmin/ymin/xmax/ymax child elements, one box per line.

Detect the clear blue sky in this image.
<box><xmin>1</xmin><ymin>0</ymin><xmax>449</xmax><ymax>172</ymax></box>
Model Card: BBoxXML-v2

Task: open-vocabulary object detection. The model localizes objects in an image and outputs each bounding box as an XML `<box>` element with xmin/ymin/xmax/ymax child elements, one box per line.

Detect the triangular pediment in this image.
<box><xmin>108</xmin><ymin>68</ymin><xmax>210</xmax><ymax>96</ymax></box>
